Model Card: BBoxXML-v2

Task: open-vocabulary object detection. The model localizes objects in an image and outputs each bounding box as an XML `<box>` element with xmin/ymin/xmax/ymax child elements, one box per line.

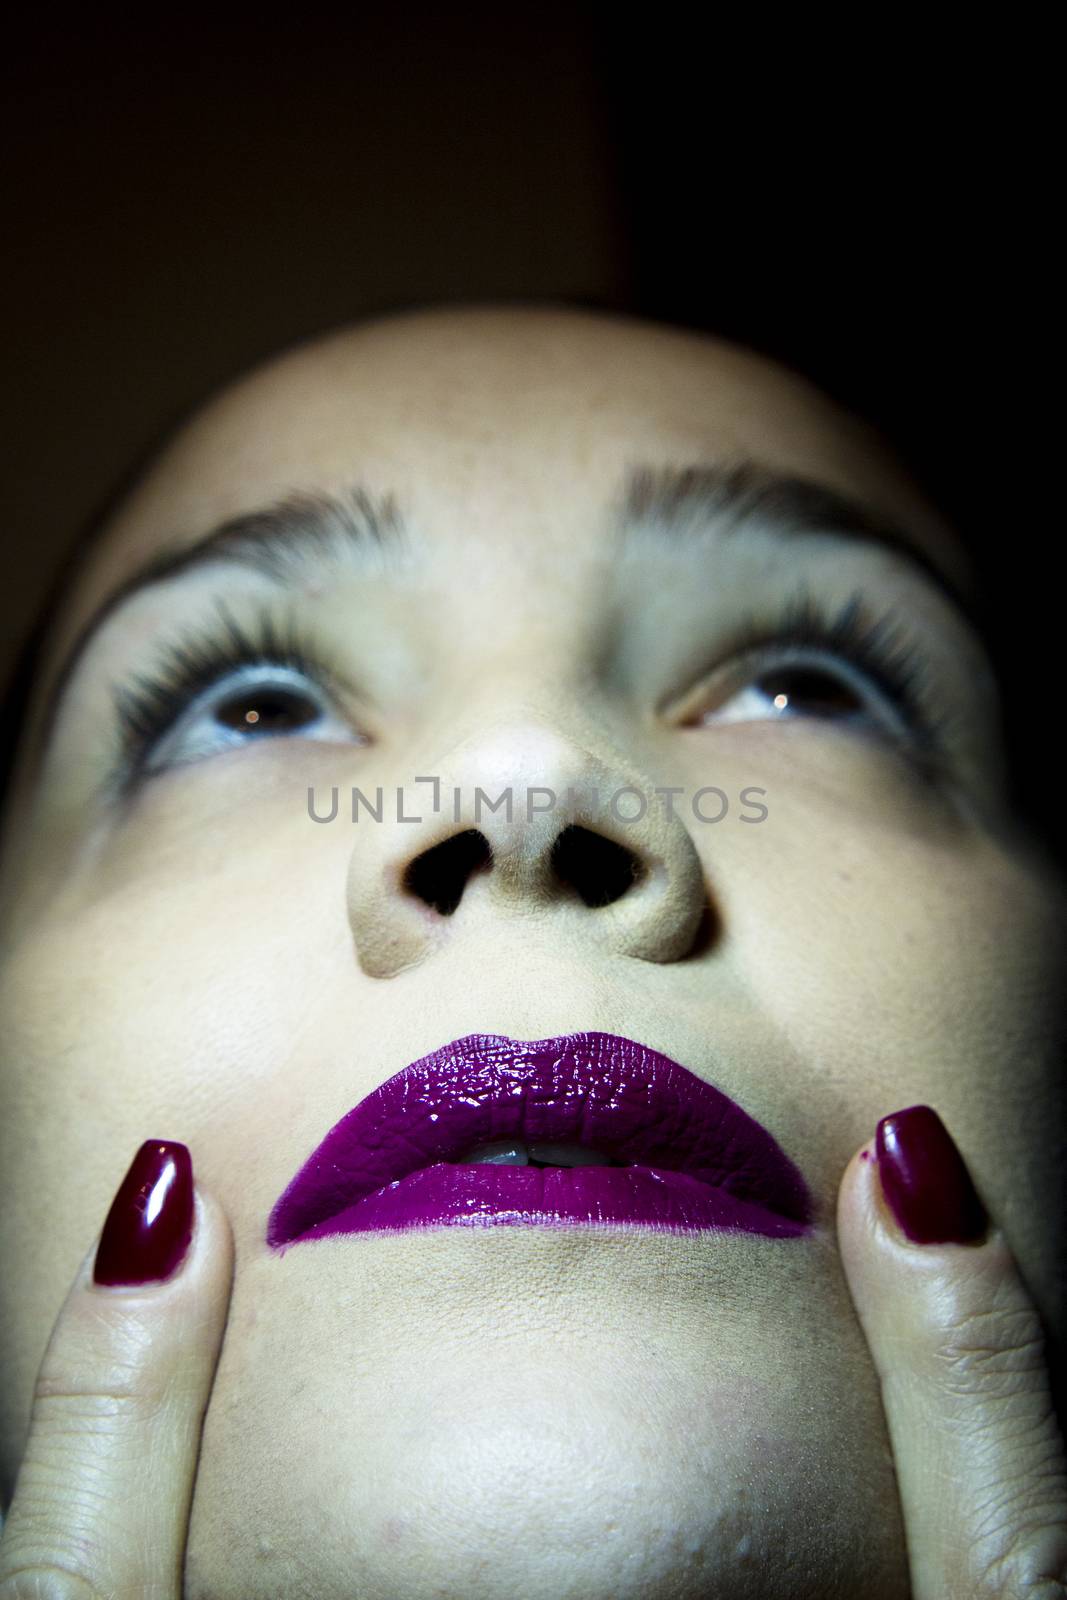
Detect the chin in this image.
<box><xmin>180</xmin><ymin>1394</ymin><xmax>911</xmax><ymax>1600</ymax></box>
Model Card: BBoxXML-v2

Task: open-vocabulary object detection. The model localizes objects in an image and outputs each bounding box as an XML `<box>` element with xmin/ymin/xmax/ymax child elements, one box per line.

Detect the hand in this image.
<box><xmin>838</xmin><ymin>1104</ymin><xmax>1067</xmax><ymax>1598</ymax></box>
<box><xmin>0</xmin><ymin>1140</ymin><xmax>233</xmax><ymax>1598</ymax></box>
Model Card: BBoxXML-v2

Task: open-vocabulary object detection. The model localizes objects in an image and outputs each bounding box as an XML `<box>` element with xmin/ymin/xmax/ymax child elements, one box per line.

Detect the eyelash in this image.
<box><xmin>112</xmin><ymin>601</ymin><xmax>343</xmax><ymax>789</ymax></box>
<box><xmin>700</xmin><ymin>589</ymin><xmax>954</xmax><ymax>763</ymax></box>
<box><xmin>110</xmin><ymin>589</ymin><xmax>952</xmax><ymax>788</ymax></box>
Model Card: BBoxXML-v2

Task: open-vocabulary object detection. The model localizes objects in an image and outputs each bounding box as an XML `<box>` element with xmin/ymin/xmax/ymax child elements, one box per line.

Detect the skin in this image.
<box><xmin>0</xmin><ymin>303</ymin><xmax>1063</xmax><ymax>1598</ymax></box>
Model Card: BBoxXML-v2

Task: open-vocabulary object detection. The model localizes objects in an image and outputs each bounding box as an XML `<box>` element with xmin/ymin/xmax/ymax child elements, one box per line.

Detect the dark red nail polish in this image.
<box><xmin>875</xmin><ymin>1106</ymin><xmax>988</xmax><ymax>1245</ymax></box>
<box><xmin>93</xmin><ymin>1141</ymin><xmax>194</xmax><ymax>1286</ymax></box>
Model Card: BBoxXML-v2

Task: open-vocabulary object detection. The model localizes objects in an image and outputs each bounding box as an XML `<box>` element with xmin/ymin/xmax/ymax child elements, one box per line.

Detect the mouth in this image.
<box><xmin>267</xmin><ymin>1033</ymin><xmax>815</xmax><ymax>1247</ymax></box>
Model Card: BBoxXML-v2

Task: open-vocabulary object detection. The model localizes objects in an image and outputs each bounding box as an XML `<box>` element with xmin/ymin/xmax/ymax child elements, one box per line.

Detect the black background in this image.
<box><xmin>1</xmin><ymin>10</ymin><xmax>1059</xmax><ymax>855</ymax></box>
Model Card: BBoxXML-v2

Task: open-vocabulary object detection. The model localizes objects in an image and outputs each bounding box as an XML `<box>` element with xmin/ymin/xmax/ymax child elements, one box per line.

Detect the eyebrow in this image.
<box><xmin>614</xmin><ymin>458</ymin><xmax>978</xmax><ymax>625</ymax></box>
<box><xmin>36</xmin><ymin>456</ymin><xmax>978</xmax><ymax>759</ymax></box>
<box><xmin>36</xmin><ymin>484</ymin><xmax>408</xmax><ymax>758</ymax></box>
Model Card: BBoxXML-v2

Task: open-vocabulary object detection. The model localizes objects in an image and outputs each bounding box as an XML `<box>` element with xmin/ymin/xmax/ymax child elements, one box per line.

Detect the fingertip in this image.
<box><xmin>836</xmin><ymin>1136</ymin><xmax>879</xmax><ymax>1230</ymax></box>
<box><xmin>834</xmin><ymin>1136</ymin><xmax>884</xmax><ymax>1283</ymax></box>
<box><xmin>874</xmin><ymin>1105</ymin><xmax>989</xmax><ymax>1248</ymax></box>
<box><xmin>189</xmin><ymin>1178</ymin><xmax>236</xmax><ymax>1277</ymax></box>
<box><xmin>83</xmin><ymin>1144</ymin><xmax>233</xmax><ymax>1296</ymax></box>
<box><xmin>90</xmin><ymin>1140</ymin><xmax>195</xmax><ymax>1290</ymax></box>
<box><xmin>839</xmin><ymin>1108</ymin><xmax>993</xmax><ymax>1258</ymax></box>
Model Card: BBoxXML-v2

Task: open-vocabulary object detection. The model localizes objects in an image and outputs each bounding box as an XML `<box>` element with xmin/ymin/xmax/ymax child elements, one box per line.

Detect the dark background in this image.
<box><xmin>1</xmin><ymin>11</ymin><xmax>1058</xmax><ymax>852</ymax></box>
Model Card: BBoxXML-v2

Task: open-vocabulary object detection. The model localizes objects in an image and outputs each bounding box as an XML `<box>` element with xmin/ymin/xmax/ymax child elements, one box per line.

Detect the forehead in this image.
<box><xmin>55</xmin><ymin>305</ymin><xmax>970</xmax><ymax>647</ymax></box>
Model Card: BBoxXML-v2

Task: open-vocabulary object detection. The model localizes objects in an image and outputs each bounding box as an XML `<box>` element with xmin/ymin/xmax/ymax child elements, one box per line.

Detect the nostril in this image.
<box><xmin>550</xmin><ymin>824</ymin><xmax>644</xmax><ymax>909</ymax></box>
<box><xmin>403</xmin><ymin>829</ymin><xmax>493</xmax><ymax>916</ymax></box>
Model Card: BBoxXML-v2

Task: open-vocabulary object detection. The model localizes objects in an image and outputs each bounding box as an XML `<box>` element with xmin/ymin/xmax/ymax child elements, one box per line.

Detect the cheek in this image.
<box><xmin>0</xmin><ymin>904</ymin><xmax>346</xmax><ymax>1234</ymax></box>
<box><xmin>673</xmin><ymin>725</ymin><xmax>1064</xmax><ymax>1083</ymax></box>
<box><xmin>0</xmin><ymin>814</ymin><xmax>343</xmax><ymax>1493</ymax></box>
<box><xmin>0</xmin><ymin>752</ymin><xmax>382</xmax><ymax>1301</ymax></box>
<box><xmin>723</xmin><ymin>819</ymin><xmax>1059</xmax><ymax>1081</ymax></box>
<box><xmin>709</xmin><ymin>793</ymin><xmax>1067</xmax><ymax>1358</ymax></box>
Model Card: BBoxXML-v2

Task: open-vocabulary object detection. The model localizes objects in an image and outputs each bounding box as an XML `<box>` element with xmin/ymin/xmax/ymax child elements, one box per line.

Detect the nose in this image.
<box><xmin>345</xmin><ymin>721</ymin><xmax>714</xmax><ymax>978</ymax></box>
<box><xmin>404</xmin><ymin>822</ymin><xmax>645</xmax><ymax>917</ymax></box>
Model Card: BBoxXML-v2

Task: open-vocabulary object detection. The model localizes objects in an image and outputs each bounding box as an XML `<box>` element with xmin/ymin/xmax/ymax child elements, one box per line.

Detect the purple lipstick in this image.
<box><xmin>267</xmin><ymin>1032</ymin><xmax>814</xmax><ymax>1249</ymax></box>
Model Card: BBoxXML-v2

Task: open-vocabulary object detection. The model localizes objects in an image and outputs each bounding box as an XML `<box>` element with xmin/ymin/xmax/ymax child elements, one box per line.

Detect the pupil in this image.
<box><xmin>761</xmin><ymin>667</ymin><xmax>859</xmax><ymax>716</ymax></box>
<box><xmin>216</xmin><ymin>688</ymin><xmax>317</xmax><ymax>733</ymax></box>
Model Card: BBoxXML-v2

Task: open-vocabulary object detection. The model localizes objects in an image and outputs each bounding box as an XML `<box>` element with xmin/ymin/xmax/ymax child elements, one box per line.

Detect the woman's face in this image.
<box><xmin>1</xmin><ymin>306</ymin><xmax>1063</xmax><ymax>1599</ymax></box>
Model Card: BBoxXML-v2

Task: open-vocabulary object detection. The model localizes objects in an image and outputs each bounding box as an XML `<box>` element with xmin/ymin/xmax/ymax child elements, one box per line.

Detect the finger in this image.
<box><xmin>0</xmin><ymin>1140</ymin><xmax>234</xmax><ymax>1600</ymax></box>
<box><xmin>837</xmin><ymin>1104</ymin><xmax>1067</xmax><ymax>1600</ymax></box>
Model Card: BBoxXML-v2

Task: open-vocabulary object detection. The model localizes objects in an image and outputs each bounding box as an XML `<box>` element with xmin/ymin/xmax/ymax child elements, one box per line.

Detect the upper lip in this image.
<box><xmin>268</xmin><ymin>1033</ymin><xmax>813</xmax><ymax>1245</ymax></box>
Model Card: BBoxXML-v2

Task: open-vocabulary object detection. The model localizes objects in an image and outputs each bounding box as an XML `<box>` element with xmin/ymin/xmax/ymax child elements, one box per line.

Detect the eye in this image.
<box><xmin>137</xmin><ymin>663</ymin><xmax>362</xmax><ymax>774</ymax></box>
<box><xmin>719</xmin><ymin>660</ymin><xmax>869</xmax><ymax>722</ymax></box>
<box><xmin>666</xmin><ymin>591</ymin><xmax>949</xmax><ymax>756</ymax></box>
<box><xmin>683</xmin><ymin>649</ymin><xmax>913</xmax><ymax>742</ymax></box>
<box><xmin>110</xmin><ymin>603</ymin><xmax>372</xmax><ymax>788</ymax></box>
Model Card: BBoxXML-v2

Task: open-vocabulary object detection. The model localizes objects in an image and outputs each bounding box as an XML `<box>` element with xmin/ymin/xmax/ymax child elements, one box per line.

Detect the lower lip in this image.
<box><xmin>280</xmin><ymin>1162</ymin><xmax>810</xmax><ymax>1245</ymax></box>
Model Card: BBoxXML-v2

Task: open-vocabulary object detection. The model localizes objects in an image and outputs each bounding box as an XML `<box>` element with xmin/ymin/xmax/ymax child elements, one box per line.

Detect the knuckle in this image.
<box><xmin>971</xmin><ymin>1502</ymin><xmax>1067</xmax><ymax>1598</ymax></box>
<box><xmin>977</xmin><ymin>1554</ymin><xmax>1067</xmax><ymax>1599</ymax></box>
<box><xmin>933</xmin><ymin>1302</ymin><xmax>1050</xmax><ymax>1400</ymax></box>
<box><xmin>0</xmin><ymin>1564</ymin><xmax>107</xmax><ymax>1599</ymax></box>
<box><xmin>30</xmin><ymin>1388</ymin><xmax>169</xmax><ymax>1442</ymax></box>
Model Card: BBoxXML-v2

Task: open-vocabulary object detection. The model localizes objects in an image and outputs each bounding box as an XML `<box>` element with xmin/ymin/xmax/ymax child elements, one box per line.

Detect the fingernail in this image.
<box><xmin>93</xmin><ymin>1140</ymin><xmax>195</xmax><ymax>1286</ymax></box>
<box><xmin>875</xmin><ymin>1106</ymin><xmax>988</xmax><ymax>1245</ymax></box>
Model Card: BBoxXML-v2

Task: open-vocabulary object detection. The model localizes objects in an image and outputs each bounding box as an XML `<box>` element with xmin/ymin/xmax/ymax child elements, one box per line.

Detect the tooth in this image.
<box><xmin>527</xmin><ymin>1142</ymin><xmax>615</xmax><ymax>1167</ymax></box>
<box><xmin>462</xmin><ymin>1140</ymin><xmax>529</xmax><ymax>1166</ymax></box>
<box><xmin>460</xmin><ymin>1140</ymin><xmax>619</xmax><ymax>1168</ymax></box>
